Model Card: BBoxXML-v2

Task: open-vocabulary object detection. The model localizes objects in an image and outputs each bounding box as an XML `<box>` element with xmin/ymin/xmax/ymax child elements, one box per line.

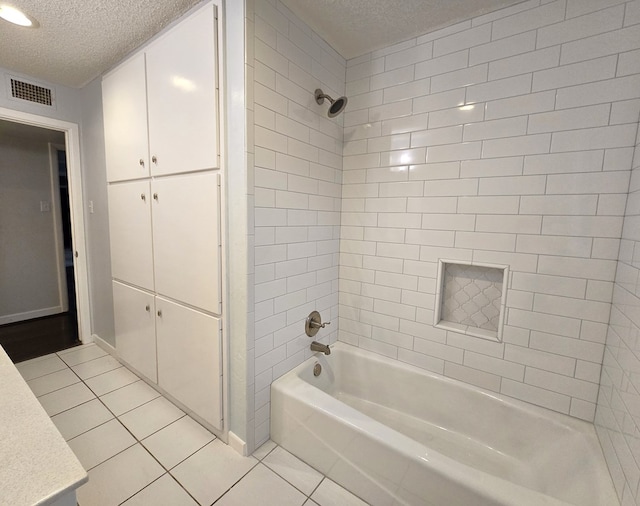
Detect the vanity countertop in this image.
<box><xmin>0</xmin><ymin>346</ymin><xmax>87</xmax><ymax>506</ymax></box>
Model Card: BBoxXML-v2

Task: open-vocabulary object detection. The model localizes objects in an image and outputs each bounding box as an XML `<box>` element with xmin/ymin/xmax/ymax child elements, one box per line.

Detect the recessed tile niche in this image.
<box><xmin>434</xmin><ymin>260</ymin><xmax>509</xmax><ymax>342</ymax></box>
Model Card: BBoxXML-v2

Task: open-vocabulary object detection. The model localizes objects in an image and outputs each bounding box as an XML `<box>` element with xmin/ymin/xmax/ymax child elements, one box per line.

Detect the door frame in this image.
<box><xmin>48</xmin><ymin>142</ymin><xmax>69</xmax><ymax>313</ymax></box>
<box><xmin>0</xmin><ymin>107</ymin><xmax>92</xmax><ymax>342</ymax></box>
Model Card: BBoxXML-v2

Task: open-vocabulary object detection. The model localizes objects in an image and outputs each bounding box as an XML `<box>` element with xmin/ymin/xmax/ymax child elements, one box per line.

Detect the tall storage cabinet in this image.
<box><xmin>103</xmin><ymin>3</ymin><xmax>223</xmax><ymax>431</ymax></box>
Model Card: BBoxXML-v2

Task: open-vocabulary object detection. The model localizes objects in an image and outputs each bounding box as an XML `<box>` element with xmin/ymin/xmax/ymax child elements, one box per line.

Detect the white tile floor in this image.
<box><xmin>16</xmin><ymin>343</ymin><xmax>369</xmax><ymax>506</ymax></box>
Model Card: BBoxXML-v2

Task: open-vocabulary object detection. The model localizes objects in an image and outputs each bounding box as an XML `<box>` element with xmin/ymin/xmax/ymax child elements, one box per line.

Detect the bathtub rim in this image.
<box><xmin>287</xmin><ymin>342</ymin><xmax>597</xmax><ymax>436</ymax></box>
<box><xmin>271</xmin><ymin>341</ymin><xmax>617</xmax><ymax>506</ymax></box>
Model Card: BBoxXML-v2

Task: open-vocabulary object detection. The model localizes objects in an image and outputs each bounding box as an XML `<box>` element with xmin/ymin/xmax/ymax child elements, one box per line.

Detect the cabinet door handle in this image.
<box><xmin>141</xmin><ymin>193</ymin><xmax>146</xmax><ymax>201</ymax></box>
<box><xmin>157</xmin><ymin>310</ymin><xmax>162</xmax><ymax>317</ymax></box>
<box><xmin>153</xmin><ymin>193</ymin><xmax>158</xmax><ymax>201</ymax></box>
<box><xmin>139</xmin><ymin>158</ymin><xmax>144</xmax><ymax>167</ymax></box>
<box><xmin>152</xmin><ymin>155</ymin><xmax>158</xmax><ymax>164</ymax></box>
<box><xmin>145</xmin><ymin>305</ymin><xmax>150</xmax><ymax>312</ymax></box>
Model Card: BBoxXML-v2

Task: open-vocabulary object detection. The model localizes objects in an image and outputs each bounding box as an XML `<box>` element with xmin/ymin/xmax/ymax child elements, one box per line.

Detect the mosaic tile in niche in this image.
<box><xmin>441</xmin><ymin>263</ymin><xmax>503</xmax><ymax>332</ymax></box>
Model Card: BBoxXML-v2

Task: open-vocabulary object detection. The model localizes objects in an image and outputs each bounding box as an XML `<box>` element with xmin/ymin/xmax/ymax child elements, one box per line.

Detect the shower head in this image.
<box><xmin>315</xmin><ymin>88</ymin><xmax>348</xmax><ymax>118</ymax></box>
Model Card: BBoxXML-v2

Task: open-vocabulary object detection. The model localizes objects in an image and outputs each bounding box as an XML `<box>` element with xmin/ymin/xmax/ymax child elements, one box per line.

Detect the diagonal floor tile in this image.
<box><xmin>71</xmin><ymin>355</ymin><xmax>122</xmax><ymax>380</ymax></box>
<box><xmin>76</xmin><ymin>444</ymin><xmax>164</xmax><ymax>506</ymax></box>
<box><xmin>121</xmin><ymin>474</ymin><xmax>198</xmax><ymax>506</ymax></box>
<box><xmin>26</xmin><ymin>368</ymin><xmax>80</xmax><ymax>397</ymax></box>
<box><xmin>38</xmin><ymin>382</ymin><xmax>96</xmax><ymax>416</ymax></box>
<box><xmin>171</xmin><ymin>439</ymin><xmax>257</xmax><ymax>506</ymax></box>
<box><xmin>67</xmin><ymin>418</ymin><xmax>136</xmax><ymax>470</ymax></box>
<box><xmin>311</xmin><ymin>478</ymin><xmax>369</xmax><ymax>506</ymax></box>
<box><xmin>263</xmin><ymin>446</ymin><xmax>323</xmax><ymax>495</ymax></box>
<box><xmin>216</xmin><ymin>463</ymin><xmax>306</xmax><ymax>506</ymax></box>
<box><xmin>119</xmin><ymin>396</ymin><xmax>184</xmax><ymax>440</ymax></box>
<box><xmin>58</xmin><ymin>344</ymin><xmax>108</xmax><ymax>367</ymax></box>
<box><xmin>252</xmin><ymin>439</ymin><xmax>277</xmax><ymax>461</ymax></box>
<box><xmin>84</xmin><ymin>366</ymin><xmax>138</xmax><ymax>396</ymax></box>
<box><xmin>51</xmin><ymin>398</ymin><xmax>114</xmax><ymax>441</ymax></box>
<box><xmin>142</xmin><ymin>415</ymin><xmax>214</xmax><ymax>470</ymax></box>
<box><xmin>100</xmin><ymin>380</ymin><xmax>160</xmax><ymax>416</ymax></box>
<box><xmin>15</xmin><ymin>354</ymin><xmax>67</xmax><ymax>381</ymax></box>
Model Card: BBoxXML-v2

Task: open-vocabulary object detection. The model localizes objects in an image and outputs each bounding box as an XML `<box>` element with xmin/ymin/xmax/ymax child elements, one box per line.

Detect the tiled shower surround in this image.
<box><xmin>249</xmin><ymin>1</ymin><xmax>640</xmax><ymax>502</ymax></box>
<box><xmin>596</xmin><ymin>121</ymin><xmax>640</xmax><ymax>502</ymax></box>
<box><xmin>249</xmin><ymin>0</ymin><xmax>345</xmax><ymax>445</ymax></box>
<box><xmin>340</xmin><ymin>0</ymin><xmax>638</xmax><ymax>421</ymax></box>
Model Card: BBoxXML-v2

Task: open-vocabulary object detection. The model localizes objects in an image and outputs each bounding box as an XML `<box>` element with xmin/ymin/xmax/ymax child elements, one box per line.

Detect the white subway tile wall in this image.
<box><xmin>250</xmin><ymin>0</ymin><xmax>345</xmax><ymax>447</ymax></box>
<box><xmin>341</xmin><ymin>0</ymin><xmax>639</xmax><ymax>442</ymax></box>
<box><xmin>596</xmin><ymin>114</ymin><xmax>640</xmax><ymax>503</ymax></box>
<box><xmin>248</xmin><ymin>2</ymin><xmax>640</xmax><ymax>502</ymax></box>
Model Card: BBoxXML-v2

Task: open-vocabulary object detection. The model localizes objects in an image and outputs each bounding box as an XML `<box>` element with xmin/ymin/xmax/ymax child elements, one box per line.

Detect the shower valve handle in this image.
<box><xmin>305</xmin><ymin>310</ymin><xmax>330</xmax><ymax>337</ymax></box>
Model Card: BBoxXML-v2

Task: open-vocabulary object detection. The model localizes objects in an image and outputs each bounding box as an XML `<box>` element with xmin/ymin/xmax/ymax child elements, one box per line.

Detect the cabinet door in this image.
<box><xmin>102</xmin><ymin>53</ymin><xmax>150</xmax><ymax>182</ymax></box>
<box><xmin>113</xmin><ymin>281</ymin><xmax>157</xmax><ymax>383</ymax></box>
<box><xmin>145</xmin><ymin>3</ymin><xmax>218</xmax><ymax>176</ymax></box>
<box><xmin>108</xmin><ymin>181</ymin><xmax>154</xmax><ymax>291</ymax></box>
<box><xmin>156</xmin><ymin>297</ymin><xmax>222</xmax><ymax>429</ymax></box>
<box><xmin>151</xmin><ymin>172</ymin><xmax>221</xmax><ymax>313</ymax></box>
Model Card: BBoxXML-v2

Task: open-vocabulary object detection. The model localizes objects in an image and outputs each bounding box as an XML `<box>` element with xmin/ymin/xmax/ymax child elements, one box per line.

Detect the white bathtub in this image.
<box><xmin>271</xmin><ymin>343</ymin><xmax>618</xmax><ymax>506</ymax></box>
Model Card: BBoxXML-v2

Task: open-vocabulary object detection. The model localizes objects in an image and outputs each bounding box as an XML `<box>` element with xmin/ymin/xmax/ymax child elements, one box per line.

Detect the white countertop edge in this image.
<box><xmin>1</xmin><ymin>346</ymin><xmax>88</xmax><ymax>506</ymax></box>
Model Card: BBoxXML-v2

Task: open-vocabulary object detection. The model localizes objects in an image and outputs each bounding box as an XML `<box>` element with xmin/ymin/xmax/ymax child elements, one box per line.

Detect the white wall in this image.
<box><xmin>0</xmin><ymin>66</ymin><xmax>114</xmax><ymax>345</ymax></box>
<box><xmin>79</xmin><ymin>78</ymin><xmax>114</xmax><ymax>345</ymax></box>
<box><xmin>0</xmin><ymin>134</ymin><xmax>65</xmax><ymax>322</ymax></box>
<box><xmin>249</xmin><ymin>0</ymin><xmax>345</xmax><ymax>447</ymax></box>
<box><xmin>596</xmin><ymin>120</ymin><xmax>640</xmax><ymax>503</ymax></box>
<box><xmin>339</xmin><ymin>0</ymin><xmax>640</xmax><ymax>422</ymax></box>
<box><xmin>0</xmin><ymin>67</ymin><xmax>82</xmax><ymax>123</ymax></box>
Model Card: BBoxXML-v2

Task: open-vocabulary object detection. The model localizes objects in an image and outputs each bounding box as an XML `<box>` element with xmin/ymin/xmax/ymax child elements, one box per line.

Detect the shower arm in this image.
<box><xmin>315</xmin><ymin>91</ymin><xmax>335</xmax><ymax>105</ymax></box>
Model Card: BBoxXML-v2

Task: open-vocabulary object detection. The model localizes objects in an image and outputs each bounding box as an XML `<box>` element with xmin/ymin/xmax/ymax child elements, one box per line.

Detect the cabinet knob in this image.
<box><xmin>157</xmin><ymin>310</ymin><xmax>162</xmax><ymax>317</ymax></box>
<box><xmin>141</xmin><ymin>193</ymin><xmax>146</xmax><ymax>201</ymax></box>
<box><xmin>153</xmin><ymin>193</ymin><xmax>158</xmax><ymax>201</ymax></box>
<box><xmin>139</xmin><ymin>158</ymin><xmax>144</xmax><ymax>167</ymax></box>
<box><xmin>145</xmin><ymin>305</ymin><xmax>150</xmax><ymax>312</ymax></box>
<box><xmin>152</xmin><ymin>155</ymin><xmax>158</xmax><ymax>164</ymax></box>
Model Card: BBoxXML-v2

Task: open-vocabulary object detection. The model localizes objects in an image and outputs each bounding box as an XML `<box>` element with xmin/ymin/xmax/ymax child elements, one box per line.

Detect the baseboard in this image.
<box><xmin>92</xmin><ymin>334</ymin><xmax>116</xmax><ymax>355</ymax></box>
<box><xmin>228</xmin><ymin>431</ymin><xmax>248</xmax><ymax>456</ymax></box>
<box><xmin>0</xmin><ymin>306</ymin><xmax>63</xmax><ymax>326</ymax></box>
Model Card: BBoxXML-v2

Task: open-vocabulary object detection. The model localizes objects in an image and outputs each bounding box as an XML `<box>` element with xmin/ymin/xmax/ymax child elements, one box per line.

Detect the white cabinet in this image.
<box><xmin>107</xmin><ymin>181</ymin><xmax>154</xmax><ymax>291</ymax></box>
<box><xmin>107</xmin><ymin>173</ymin><xmax>221</xmax><ymax>313</ymax></box>
<box><xmin>112</xmin><ymin>283</ymin><xmax>223</xmax><ymax>429</ymax></box>
<box><xmin>146</xmin><ymin>4</ymin><xmax>218</xmax><ymax>177</ymax></box>
<box><xmin>102</xmin><ymin>53</ymin><xmax>149</xmax><ymax>182</ymax></box>
<box><xmin>104</xmin><ymin>2</ymin><xmax>223</xmax><ymax>432</ymax></box>
<box><xmin>103</xmin><ymin>3</ymin><xmax>218</xmax><ymax>183</ymax></box>
<box><xmin>156</xmin><ymin>297</ymin><xmax>222</xmax><ymax>428</ymax></box>
<box><xmin>152</xmin><ymin>173</ymin><xmax>221</xmax><ymax>313</ymax></box>
<box><xmin>112</xmin><ymin>281</ymin><xmax>157</xmax><ymax>383</ymax></box>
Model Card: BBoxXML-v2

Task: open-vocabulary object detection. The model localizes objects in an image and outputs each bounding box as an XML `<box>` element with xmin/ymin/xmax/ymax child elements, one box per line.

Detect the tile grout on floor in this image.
<box><xmin>17</xmin><ymin>344</ymin><xmax>369</xmax><ymax>506</ymax></box>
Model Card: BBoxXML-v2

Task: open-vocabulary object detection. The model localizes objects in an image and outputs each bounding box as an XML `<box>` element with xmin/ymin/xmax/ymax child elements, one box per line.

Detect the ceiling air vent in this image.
<box><xmin>10</xmin><ymin>78</ymin><xmax>53</xmax><ymax>106</ymax></box>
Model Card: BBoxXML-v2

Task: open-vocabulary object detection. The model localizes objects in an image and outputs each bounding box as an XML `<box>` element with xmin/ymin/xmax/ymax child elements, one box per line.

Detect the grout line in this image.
<box><xmin>210</xmin><ymin>459</ymin><xmax>261</xmax><ymax>505</ymax></box>
<box><xmin>34</xmin><ymin>352</ymin><xmax>333</xmax><ymax>506</ymax></box>
<box><xmin>261</xmin><ymin>453</ymin><xmax>321</xmax><ymax>498</ymax></box>
<box><xmin>83</xmin><ymin>439</ymin><xmax>138</xmax><ymax>473</ymax></box>
<box><xmin>29</xmin><ymin>378</ymin><xmax>83</xmax><ymax>399</ymax></box>
<box><xmin>159</xmin><ymin>433</ymin><xmax>216</xmax><ymax>473</ymax></box>
<box><xmin>308</xmin><ymin>476</ymin><xmax>325</xmax><ymax>500</ymax></box>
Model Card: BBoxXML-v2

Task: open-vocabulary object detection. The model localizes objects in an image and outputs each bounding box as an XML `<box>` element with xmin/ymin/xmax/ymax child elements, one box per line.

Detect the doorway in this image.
<box><xmin>0</xmin><ymin>108</ymin><xmax>91</xmax><ymax>362</ymax></box>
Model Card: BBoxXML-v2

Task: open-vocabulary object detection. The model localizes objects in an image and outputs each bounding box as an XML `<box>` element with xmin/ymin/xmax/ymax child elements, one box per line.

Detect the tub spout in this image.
<box><xmin>310</xmin><ymin>341</ymin><xmax>331</xmax><ymax>355</ymax></box>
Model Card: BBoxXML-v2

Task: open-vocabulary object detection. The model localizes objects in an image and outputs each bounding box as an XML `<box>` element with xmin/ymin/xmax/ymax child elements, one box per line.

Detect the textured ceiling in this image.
<box><xmin>0</xmin><ymin>0</ymin><xmax>202</xmax><ymax>88</ymax></box>
<box><xmin>280</xmin><ymin>0</ymin><xmax>526</xmax><ymax>60</ymax></box>
<box><xmin>0</xmin><ymin>0</ymin><xmax>527</xmax><ymax>89</ymax></box>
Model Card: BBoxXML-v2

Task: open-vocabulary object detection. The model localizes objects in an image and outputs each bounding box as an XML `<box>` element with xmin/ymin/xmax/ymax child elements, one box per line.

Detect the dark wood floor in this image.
<box><xmin>0</xmin><ymin>312</ymin><xmax>81</xmax><ymax>363</ymax></box>
<box><xmin>0</xmin><ymin>266</ymin><xmax>80</xmax><ymax>363</ymax></box>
